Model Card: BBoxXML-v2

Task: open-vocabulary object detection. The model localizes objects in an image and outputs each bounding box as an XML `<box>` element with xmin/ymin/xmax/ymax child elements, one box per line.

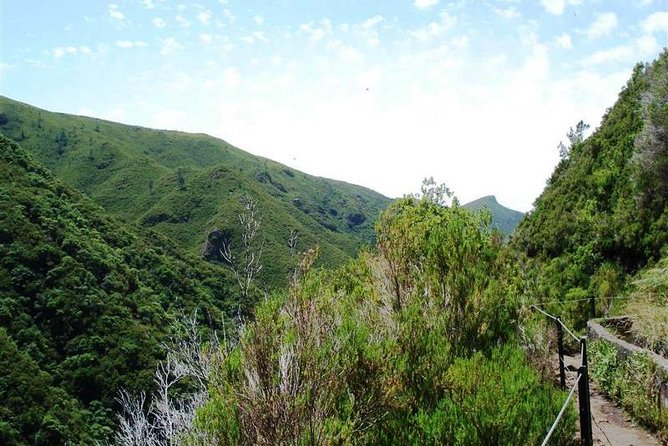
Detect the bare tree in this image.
<box><xmin>220</xmin><ymin>195</ymin><xmax>264</xmax><ymax>309</ymax></box>
<box><xmin>288</xmin><ymin>229</ymin><xmax>299</xmax><ymax>286</ymax></box>
<box><xmin>113</xmin><ymin>315</ymin><xmax>224</xmax><ymax>446</ymax></box>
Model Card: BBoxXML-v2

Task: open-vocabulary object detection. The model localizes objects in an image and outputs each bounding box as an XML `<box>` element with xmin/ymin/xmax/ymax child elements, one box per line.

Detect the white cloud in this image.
<box><xmin>252</xmin><ymin>31</ymin><xmax>266</xmax><ymax>41</ymax></box>
<box><xmin>541</xmin><ymin>0</ymin><xmax>582</xmax><ymax>16</ymax></box>
<box><xmin>141</xmin><ymin>0</ymin><xmax>155</xmax><ymax>9</ymax></box>
<box><xmin>223</xmin><ymin>9</ymin><xmax>235</xmax><ymax>22</ymax></box>
<box><xmin>175</xmin><ymin>15</ymin><xmax>191</xmax><ymax>27</ymax></box>
<box><xmin>300</xmin><ymin>19</ymin><xmax>333</xmax><ymax>42</ymax></box>
<box><xmin>410</xmin><ymin>11</ymin><xmax>457</xmax><ymax>41</ymax></box>
<box><xmin>337</xmin><ymin>45</ymin><xmax>363</xmax><ymax>63</ymax></box>
<box><xmin>52</xmin><ymin>46</ymin><xmax>87</xmax><ymax>58</ymax></box>
<box><xmin>583</xmin><ymin>45</ymin><xmax>634</xmax><ymax>66</ymax></box>
<box><xmin>254</xmin><ymin>15</ymin><xmax>264</xmax><ymax>25</ymax></box>
<box><xmin>199</xmin><ymin>33</ymin><xmax>213</xmax><ymax>44</ymax></box>
<box><xmin>98</xmin><ymin>106</ymin><xmax>126</xmax><ymax>123</ymax></box>
<box><xmin>555</xmin><ymin>32</ymin><xmax>572</xmax><ymax>49</ymax></box>
<box><xmin>153</xmin><ymin>17</ymin><xmax>166</xmax><ymax>28</ymax></box>
<box><xmin>160</xmin><ymin>37</ymin><xmax>183</xmax><ymax>55</ymax></box>
<box><xmin>494</xmin><ymin>7</ymin><xmax>520</xmax><ymax>19</ymax></box>
<box><xmin>116</xmin><ymin>40</ymin><xmax>148</xmax><ymax>49</ymax></box>
<box><xmin>197</xmin><ymin>9</ymin><xmax>212</xmax><ymax>25</ymax></box>
<box><xmin>108</xmin><ymin>3</ymin><xmax>125</xmax><ymax>21</ymax></box>
<box><xmin>541</xmin><ymin>0</ymin><xmax>565</xmax><ymax>15</ymax></box>
<box><xmin>642</xmin><ymin>12</ymin><xmax>668</xmax><ymax>34</ymax></box>
<box><xmin>152</xmin><ymin>109</ymin><xmax>187</xmax><ymax>129</ymax></box>
<box><xmin>223</xmin><ymin>67</ymin><xmax>240</xmax><ymax>88</ymax></box>
<box><xmin>163</xmin><ymin>72</ymin><xmax>192</xmax><ymax>91</ymax></box>
<box><xmin>414</xmin><ymin>0</ymin><xmax>439</xmax><ymax>9</ymax></box>
<box><xmin>635</xmin><ymin>35</ymin><xmax>660</xmax><ymax>56</ymax></box>
<box><xmin>362</xmin><ymin>15</ymin><xmax>384</xmax><ymax>29</ymax></box>
<box><xmin>586</xmin><ymin>12</ymin><xmax>618</xmax><ymax>39</ymax></box>
<box><xmin>240</xmin><ymin>31</ymin><xmax>267</xmax><ymax>44</ymax></box>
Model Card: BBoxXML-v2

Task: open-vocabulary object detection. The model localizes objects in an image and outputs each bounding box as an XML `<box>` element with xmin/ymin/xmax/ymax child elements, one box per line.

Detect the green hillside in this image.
<box><xmin>0</xmin><ymin>135</ymin><xmax>234</xmax><ymax>445</ymax></box>
<box><xmin>462</xmin><ymin>195</ymin><xmax>524</xmax><ymax>237</ymax></box>
<box><xmin>0</xmin><ymin>97</ymin><xmax>391</xmax><ymax>289</ymax></box>
<box><xmin>513</xmin><ymin>50</ymin><xmax>668</xmax><ymax>327</ymax></box>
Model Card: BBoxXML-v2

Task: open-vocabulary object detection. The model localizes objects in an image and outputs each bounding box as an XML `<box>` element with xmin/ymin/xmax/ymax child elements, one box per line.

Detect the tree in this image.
<box><xmin>220</xmin><ymin>194</ymin><xmax>264</xmax><ymax>313</ymax></box>
<box><xmin>113</xmin><ymin>316</ymin><xmax>221</xmax><ymax>446</ymax></box>
<box><xmin>567</xmin><ymin>120</ymin><xmax>590</xmax><ymax>146</ymax></box>
<box><xmin>559</xmin><ymin>120</ymin><xmax>590</xmax><ymax>159</ymax></box>
<box><xmin>176</xmin><ymin>168</ymin><xmax>186</xmax><ymax>190</ymax></box>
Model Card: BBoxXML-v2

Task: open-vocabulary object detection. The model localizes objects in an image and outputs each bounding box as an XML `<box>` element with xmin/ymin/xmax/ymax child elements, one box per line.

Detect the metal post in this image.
<box><xmin>556</xmin><ymin>317</ymin><xmax>566</xmax><ymax>391</ymax></box>
<box><xmin>578</xmin><ymin>338</ymin><xmax>593</xmax><ymax>446</ymax></box>
<box><xmin>590</xmin><ymin>296</ymin><xmax>596</xmax><ymax>319</ymax></box>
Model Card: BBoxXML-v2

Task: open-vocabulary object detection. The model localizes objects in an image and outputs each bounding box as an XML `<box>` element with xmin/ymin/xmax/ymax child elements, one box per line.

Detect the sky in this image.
<box><xmin>1</xmin><ymin>1</ymin><xmax>667</xmax><ymax>211</ymax></box>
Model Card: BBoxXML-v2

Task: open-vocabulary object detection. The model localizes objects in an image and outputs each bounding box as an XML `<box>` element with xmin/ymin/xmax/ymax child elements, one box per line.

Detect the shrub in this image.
<box><xmin>589</xmin><ymin>339</ymin><xmax>668</xmax><ymax>439</ymax></box>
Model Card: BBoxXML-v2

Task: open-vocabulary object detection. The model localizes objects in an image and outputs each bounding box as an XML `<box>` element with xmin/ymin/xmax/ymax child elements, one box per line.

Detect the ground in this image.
<box><xmin>561</xmin><ymin>354</ymin><xmax>664</xmax><ymax>446</ymax></box>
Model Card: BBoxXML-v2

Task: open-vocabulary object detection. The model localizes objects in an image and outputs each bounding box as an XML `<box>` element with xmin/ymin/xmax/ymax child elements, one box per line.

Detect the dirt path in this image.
<box><xmin>561</xmin><ymin>354</ymin><xmax>664</xmax><ymax>446</ymax></box>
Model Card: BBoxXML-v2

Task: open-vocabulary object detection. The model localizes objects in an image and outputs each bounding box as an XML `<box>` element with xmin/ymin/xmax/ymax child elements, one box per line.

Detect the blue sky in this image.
<box><xmin>1</xmin><ymin>0</ymin><xmax>666</xmax><ymax>211</ymax></box>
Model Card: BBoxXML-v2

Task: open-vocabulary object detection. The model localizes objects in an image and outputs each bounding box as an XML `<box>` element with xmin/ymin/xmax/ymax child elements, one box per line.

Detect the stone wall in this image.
<box><xmin>588</xmin><ymin>318</ymin><xmax>668</xmax><ymax>412</ymax></box>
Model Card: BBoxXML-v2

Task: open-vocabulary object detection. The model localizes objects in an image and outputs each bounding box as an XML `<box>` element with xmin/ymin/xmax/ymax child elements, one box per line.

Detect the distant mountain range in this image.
<box><xmin>463</xmin><ymin>195</ymin><xmax>524</xmax><ymax>237</ymax></box>
<box><xmin>0</xmin><ymin>95</ymin><xmax>528</xmax><ymax>290</ymax></box>
<box><xmin>0</xmin><ymin>96</ymin><xmax>391</xmax><ymax>289</ymax></box>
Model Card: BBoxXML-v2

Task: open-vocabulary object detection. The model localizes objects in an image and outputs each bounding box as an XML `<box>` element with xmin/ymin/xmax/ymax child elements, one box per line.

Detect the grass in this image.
<box><xmin>625</xmin><ymin>257</ymin><xmax>668</xmax><ymax>357</ymax></box>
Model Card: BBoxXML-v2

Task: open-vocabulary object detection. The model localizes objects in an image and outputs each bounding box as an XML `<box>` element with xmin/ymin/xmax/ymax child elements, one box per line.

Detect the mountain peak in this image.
<box><xmin>462</xmin><ymin>195</ymin><xmax>524</xmax><ymax>237</ymax></box>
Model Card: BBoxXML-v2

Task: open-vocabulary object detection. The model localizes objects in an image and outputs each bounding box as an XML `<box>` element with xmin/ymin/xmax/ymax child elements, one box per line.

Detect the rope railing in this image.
<box><xmin>531</xmin><ymin>305</ymin><xmax>593</xmax><ymax>446</ymax></box>
<box><xmin>530</xmin><ymin>304</ymin><xmax>580</xmax><ymax>343</ymax></box>
<box><xmin>532</xmin><ymin>295</ymin><xmax>629</xmax><ymax>307</ymax></box>
<box><xmin>540</xmin><ymin>373</ymin><xmax>582</xmax><ymax>446</ymax></box>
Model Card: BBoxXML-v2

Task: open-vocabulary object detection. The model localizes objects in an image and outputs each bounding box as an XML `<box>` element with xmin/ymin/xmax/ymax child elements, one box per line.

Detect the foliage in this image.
<box><xmin>0</xmin><ymin>136</ymin><xmax>235</xmax><ymax>444</ymax></box>
<box><xmin>625</xmin><ymin>257</ymin><xmax>668</xmax><ymax>356</ymax></box>
<box><xmin>189</xmin><ymin>186</ymin><xmax>574</xmax><ymax>445</ymax></box>
<box><xmin>0</xmin><ymin>96</ymin><xmax>391</xmax><ymax>289</ymax></box>
<box><xmin>415</xmin><ymin>345</ymin><xmax>577</xmax><ymax>446</ymax></box>
<box><xmin>512</xmin><ymin>50</ymin><xmax>668</xmax><ymax>328</ymax></box>
<box><xmin>589</xmin><ymin>339</ymin><xmax>668</xmax><ymax>439</ymax></box>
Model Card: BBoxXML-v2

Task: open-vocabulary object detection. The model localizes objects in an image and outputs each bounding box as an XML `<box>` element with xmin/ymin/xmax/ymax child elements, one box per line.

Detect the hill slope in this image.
<box><xmin>512</xmin><ymin>50</ymin><xmax>668</xmax><ymax>324</ymax></box>
<box><xmin>0</xmin><ymin>135</ymin><xmax>234</xmax><ymax>445</ymax></box>
<box><xmin>462</xmin><ymin>195</ymin><xmax>524</xmax><ymax>237</ymax></box>
<box><xmin>0</xmin><ymin>97</ymin><xmax>391</xmax><ymax>288</ymax></box>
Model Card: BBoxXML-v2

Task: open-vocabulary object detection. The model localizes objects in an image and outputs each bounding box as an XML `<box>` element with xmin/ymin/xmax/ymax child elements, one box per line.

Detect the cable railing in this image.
<box><xmin>540</xmin><ymin>373</ymin><xmax>582</xmax><ymax>446</ymax></box>
<box><xmin>531</xmin><ymin>305</ymin><xmax>593</xmax><ymax>446</ymax></box>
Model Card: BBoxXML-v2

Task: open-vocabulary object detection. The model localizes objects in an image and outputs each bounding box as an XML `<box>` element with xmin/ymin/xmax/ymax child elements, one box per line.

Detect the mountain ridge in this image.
<box><xmin>0</xmin><ymin>96</ymin><xmax>392</xmax><ymax>289</ymax></box>
<box><xmin>462</xmin><ymin>194</ymin><xmax>524</xmax><ymax>237</ymax></box>
<box><xmin>0</xmin><ymin>134</ymin><xmax>235</xmax><ymax>444</ymax></box>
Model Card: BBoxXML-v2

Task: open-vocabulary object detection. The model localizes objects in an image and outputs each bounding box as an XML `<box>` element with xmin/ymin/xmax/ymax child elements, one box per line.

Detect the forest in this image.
<box><xmin>0</xmin><ymin>50</ymin><xmax>666</xmax><ymax>445</ymax></box>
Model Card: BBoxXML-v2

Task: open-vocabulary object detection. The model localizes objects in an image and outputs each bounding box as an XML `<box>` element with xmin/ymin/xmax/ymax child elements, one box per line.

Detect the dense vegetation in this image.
<box><xmin>513</xmin><ymin>50</ymin><xmax>668</xmax><ymax>328</ymax></box>
<box><xmin>120</xmin><ymin>184</ymin><xmax>575</xmax><ymax>445</ymax></box>
<box><xmin>0</xmin><ymin>97</ymin><xmax>391</xmax><ymax>289</ymax></box>
<box><xmin>0</xmin><ymin>136</ymin><xmax>235</xmax><ymax>445</ymax></box>
<box><xmin>1</xmin><ymin>50</ymin><xmax>666</xmax><ymax>445</ymax></box>
<box><xmin>462</xmin><ymin>195</ymin><xmax>524</xmax><ymax>237</ymax></box>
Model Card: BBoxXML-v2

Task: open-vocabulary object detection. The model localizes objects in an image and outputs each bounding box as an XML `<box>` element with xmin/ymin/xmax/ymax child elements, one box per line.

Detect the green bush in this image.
<box><xmin>590</xmin><ymin>339</ymin><xmax>668</xmax><ymax>439</ymax></box>
<box><xmin>414</xmin><ymin>345</ymin><xmax>577</xmax><ymax>446</ymax></box>
<box><xmin>196</xmin><ymin>188</ymin><xmax>575</xmax><ymax>445</ymax></box>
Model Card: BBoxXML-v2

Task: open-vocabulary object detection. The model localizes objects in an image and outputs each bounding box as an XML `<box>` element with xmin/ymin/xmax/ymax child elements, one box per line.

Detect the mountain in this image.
<box><xmin>0</xmin><ymin>96</ymin><xmax>391</xmax><ymax>289</ymax></box>
<box><xmin>512</xmin><ymin>50</ymin><xmax>668</xmax><ymax>327</ymax></box>
<box><xmin>462</xmin><ymin>195</ymin><xmax>524</xmax><ymax>237</ymax></box>
<box><xmin>0</xmin><ymin>135</ymin><xmax>234</xmax><ymax>445</ymax></box>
